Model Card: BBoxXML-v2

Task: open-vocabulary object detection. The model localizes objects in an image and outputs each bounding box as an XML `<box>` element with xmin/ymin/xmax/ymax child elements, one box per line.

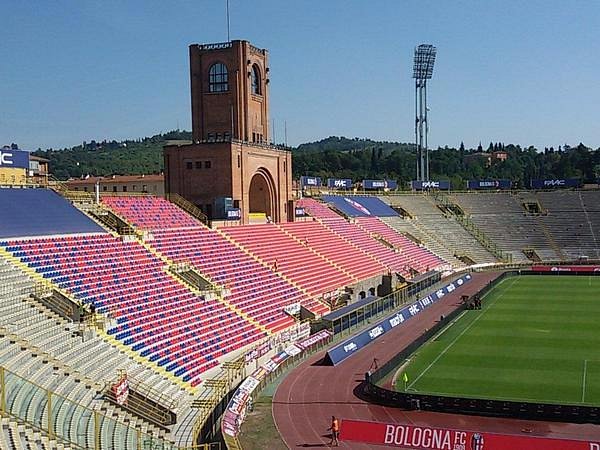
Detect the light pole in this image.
<box><xmin>413</xmin><ymin>44</ymin><xmax>437</xmax><ymax>181</ymax></box>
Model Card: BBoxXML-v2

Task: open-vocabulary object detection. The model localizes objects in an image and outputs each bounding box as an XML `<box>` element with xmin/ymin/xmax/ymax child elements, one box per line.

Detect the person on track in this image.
<box><xmin>328</xmin><ymin>415</ymin><xmax>340</xmax><ymax>447</ymax></box>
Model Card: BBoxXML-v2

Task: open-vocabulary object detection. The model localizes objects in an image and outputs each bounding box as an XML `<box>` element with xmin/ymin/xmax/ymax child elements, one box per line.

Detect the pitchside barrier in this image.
<box><xmin>530</xmin><ymin>264</ymin><xmax>600</xmax><ymax>274</ymax></box>
<box><xmin>339</xmin><ymin>419</ymin><xmax>600</xmax><ymax>450</ymax></box>
<box><xmin>324</xmin><ymin>273</ymin><xmax>474</xmax><ymax>365</ymax></box>
<box><xmin>363</xmin><ymin>271</ymin><xmax>600</xmax><ymax>424</ymax></box>
<box><xmin>221</xmin><ymin>330</ymin><xmax>333</xmax><ymax>447</ymax></box>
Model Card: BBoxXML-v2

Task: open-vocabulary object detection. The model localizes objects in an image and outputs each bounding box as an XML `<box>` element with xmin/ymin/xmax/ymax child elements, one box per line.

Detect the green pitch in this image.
<box><xmin>396</xmin><ymin>275</ymin><xmax>600</xmax><ymax>406</ymax></box>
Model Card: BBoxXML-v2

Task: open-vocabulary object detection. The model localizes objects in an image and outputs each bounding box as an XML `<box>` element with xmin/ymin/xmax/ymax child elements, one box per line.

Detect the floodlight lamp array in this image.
<box><xmin>412</xmin><ymin>44</ymin><xmax>437</xmax><ymax>80</ymax></box>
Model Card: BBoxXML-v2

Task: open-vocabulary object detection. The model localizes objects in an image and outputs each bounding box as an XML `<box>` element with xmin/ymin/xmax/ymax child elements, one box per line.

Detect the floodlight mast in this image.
<box><xmin>412</xmin><ymin>44</ymin><xmax>436</xmax><ymax>181</ymax></box>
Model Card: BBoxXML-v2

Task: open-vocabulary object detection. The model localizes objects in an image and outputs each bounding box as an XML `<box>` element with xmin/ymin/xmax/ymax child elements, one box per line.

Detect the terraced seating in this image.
<box><xmin>1</xmin><ymin>235</ymin><xmax>263</xmax><ymax>385</ymax></box>
<box><xmin>294</xmin><ymin>198</ymin><xmax>445</xmax><ymax>276</ymax></box>
<box><xmin>103</xmin><ymin>195</ymin><xmax>328</xmax><ymax>320</ymax></box>
<box><xmin>0</xmin><ymin>259</ymin><xmax>189</xmax><ymax>449</ymax></box>
<box><xmin>355</xmin><ymin>216</ymin><xmax>446</xmax><ymax>271</ymax></box>
<box><xmin>380</xmin><ymin>195</ymin><xmax>496</xmax><ymax>265</ymax></box>
<box><xmin>279</xmin><ymin>221</ymin><xmax>386</xmax><ymax>281</ymax></box>
<box><xmin>151</xmin><ymin>227</ymin><xmax>329</xmax><ymax>323</ymax></box>
<box><xmin>317</xmin><ymin>218</ymin><xmax>413</xmax><ymax>277</ymax></box>
<box><xmin>296</xmin><ymin>198</ymin><xmax>342</xmax><ymax>219</ymax></box>
<box><xmin>535</xmin><ymin>191</ymin><xmax>600</xmax><ymax>259</ymax></box>
<box><xmin>219</xmin><ymin>224</ymin><xmax>354</xmax><ymax>298</ymax></box>
<box><xmin>451</xmin><ymin>192</ymin><xmax>559</xmax><ymax>261</ymax></box>
<box><xmin>102</xmin><ymin>196</ymin><xmax>200</xmax><ymax>230</ymax></box>
<box><xmin>0</xmin><ymin>417</ymin><xmax>75</xmax><ymax>450</ymax></box>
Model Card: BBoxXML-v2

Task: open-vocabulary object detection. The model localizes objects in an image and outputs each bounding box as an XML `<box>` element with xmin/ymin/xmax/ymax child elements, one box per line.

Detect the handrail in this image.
<box><xmin>166</xmin><ymin>193</ymin><xmax>209</xmax><ymax>225</ymax></box>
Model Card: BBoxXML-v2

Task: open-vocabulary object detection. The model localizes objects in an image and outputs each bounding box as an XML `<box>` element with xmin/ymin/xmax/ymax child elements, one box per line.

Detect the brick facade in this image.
<box><xmin>164</xmin><ymin>141</ymin><xmax>292</xmax><ymax>223</ymax></box>
<box><xmin>190</xmin><ymin>40</ymin><xmax>269</xmax><ymax>144</ymax></box>
<box><xmin>164</xmin><ymin>39</ymin><xmax>293</xmax><ymax>223</ymax></box>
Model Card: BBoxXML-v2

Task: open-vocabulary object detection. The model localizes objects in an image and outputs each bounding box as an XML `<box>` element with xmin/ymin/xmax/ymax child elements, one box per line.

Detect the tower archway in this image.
<box><xmin>248</xmin><ymin>168</ymin><xmax>276</xmax><ymax>220</ymax></box>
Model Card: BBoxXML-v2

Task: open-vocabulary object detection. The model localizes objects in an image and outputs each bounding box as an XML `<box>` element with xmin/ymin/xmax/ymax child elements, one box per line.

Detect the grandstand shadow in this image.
<box><xmin>352</xmin><ymin>380</ymin><xmax>371</xmax><ymax>404</ymax></box>
<box><xmin>311</xmin><ymin>355</ymin><xmax>331</xmax><ymax>366</ymax></box>
<box><xmin>297</xmin><ymin>435</ymin><xmax>333</xmax><ymax>447</ymax></box>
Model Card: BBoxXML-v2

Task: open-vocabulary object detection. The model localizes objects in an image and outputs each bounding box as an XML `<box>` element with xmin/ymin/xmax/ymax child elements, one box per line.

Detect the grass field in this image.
<box><xmin>396</xmin><ymin>275</ymin><xmax>600</xmax><ymax>406</ymax></box>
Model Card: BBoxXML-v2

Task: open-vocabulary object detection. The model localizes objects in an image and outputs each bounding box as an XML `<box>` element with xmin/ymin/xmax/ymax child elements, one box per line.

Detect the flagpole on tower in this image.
<box><xmin>226</xmin><ymin>0</ymin><xmax>231</xmax><ymax>42</ymax></box>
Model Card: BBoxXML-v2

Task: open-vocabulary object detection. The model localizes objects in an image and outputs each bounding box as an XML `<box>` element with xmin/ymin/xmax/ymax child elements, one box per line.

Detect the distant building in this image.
<box><xmin>492</xmin><ymin>150</ymin><xmax>508</xmax><ymax>162</ymax></box>
<box><xmin>28</xmin><ymin>155</ymin><xmax>50</xmax><ymax>185</ymax></box>
<box><xmin>164</xmin><ymin>40</ymin><xmax>293</xmax><ymax>223</ymax></box>
<box><xmin>65</xmin><ymin>174</ymin><xmax>164</xmax><ymax>195</ymax></box>
<box><xmin>464</xmin><ymin>151</ymin><xmax>509</xmax><ymax>168</ymax></box>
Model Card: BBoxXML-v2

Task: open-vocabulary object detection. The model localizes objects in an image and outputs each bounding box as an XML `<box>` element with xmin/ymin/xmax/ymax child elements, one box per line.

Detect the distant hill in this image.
<box><xmin>295</xmin><ymin>136</ymin><xmax>413</xmax><ymax>154</ymax></box>
<box><xmin>32</xmin><ymin>132</ymin><xmax>599</xmax><ymax>188</ymax></box>
<box><xmin>32</xmin><ymin>130</ymin><xmax>191</xmax><ymax>180</ymax></box>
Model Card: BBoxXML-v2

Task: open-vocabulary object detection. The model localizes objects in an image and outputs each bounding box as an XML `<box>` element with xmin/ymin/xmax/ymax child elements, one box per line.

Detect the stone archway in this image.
<box><xmin>248</xmin><ymin>168</ymin><xmax>276</xmax><ymax>220</ymax></box>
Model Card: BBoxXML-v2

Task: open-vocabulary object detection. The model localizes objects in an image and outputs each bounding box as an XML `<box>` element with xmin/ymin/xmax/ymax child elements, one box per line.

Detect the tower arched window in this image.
<box><xmin>209</xmin><ymin>63</ymin><xmax>229</xmax><ymax>92</ymax></box>
<box><xmin>251</xmin><ymin>65</ymin><xmax>261</xmax><ymax>95</ymax></box>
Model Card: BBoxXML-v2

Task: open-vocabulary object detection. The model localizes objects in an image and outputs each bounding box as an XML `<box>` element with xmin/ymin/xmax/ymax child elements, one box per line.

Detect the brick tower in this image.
<box><xmin>164</xmin><ymin>40</ymin><xmax>293</xmax><ymax>223</ymax></box>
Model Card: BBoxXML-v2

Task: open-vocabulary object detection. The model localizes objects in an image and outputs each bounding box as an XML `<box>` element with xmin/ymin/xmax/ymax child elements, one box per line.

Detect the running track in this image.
<box><xmin>273</xmin><ymin>272</ymin><xmax>600</xmax><ymax>448</ymax></box>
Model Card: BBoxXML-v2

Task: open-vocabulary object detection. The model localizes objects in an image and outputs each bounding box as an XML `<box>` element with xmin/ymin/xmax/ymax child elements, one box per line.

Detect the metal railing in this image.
<box><xmin>0</xmin><ymin>366</ymin><xmax>217</xmax><ymax>450</ymax></box>
<box><xmin>166</xmin><ymin>194</ymin><xmax>208</xmax><ymax>225</ymax></box>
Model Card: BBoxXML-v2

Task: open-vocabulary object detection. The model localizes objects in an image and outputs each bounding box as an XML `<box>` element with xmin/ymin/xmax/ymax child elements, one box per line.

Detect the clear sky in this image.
<box><xmin>1</xmin><ymin>0</ymin><xmax>599</xmax><ymax>151</ymax></box>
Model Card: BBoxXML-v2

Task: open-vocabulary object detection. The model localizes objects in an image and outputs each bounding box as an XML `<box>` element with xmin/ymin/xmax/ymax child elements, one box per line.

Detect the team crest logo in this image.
<box><xmin>471</xmin><ymin>433</ymin><xmax>484</xmax><ymax>450</ymax></box>
<box><xmin>343</xmin><ymin>198</ymin><xmax>371</xmax><ymax>215</ymax></box>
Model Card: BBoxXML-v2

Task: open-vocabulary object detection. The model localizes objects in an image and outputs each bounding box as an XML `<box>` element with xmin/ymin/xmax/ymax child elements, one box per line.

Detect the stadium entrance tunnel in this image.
<box><xmin>249</xmin><ymin>168</ymin><xmax>275</xmax><ymax>219</ymax></box>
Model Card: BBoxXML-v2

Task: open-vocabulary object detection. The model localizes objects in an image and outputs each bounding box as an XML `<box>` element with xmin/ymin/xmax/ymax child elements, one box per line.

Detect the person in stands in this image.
<box><xmin>328</xmin><ymin>415</ymin><xmax>340</xmax><ymax>447</ymax></box>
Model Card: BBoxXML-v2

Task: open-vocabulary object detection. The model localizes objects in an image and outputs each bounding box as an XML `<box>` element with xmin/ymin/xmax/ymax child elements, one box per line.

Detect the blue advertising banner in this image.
<box><xmin>411</xmin><ymin>180</ymin><xmax>451</xmax><ymax>190</ymax></box>
<box><xmin>300</xmin><ymin>176</ymin><xmax>322</xmax><ymax>187</ymax></box>
<box><xmin>0</xmin><ymin>149</ymin><xmax>29</xmax><ymax>169</ymax></box>
<box><xmin>226</xmin><ymin>208</ymin><xmax>241</xmax><ymax>220</ymax></box>
<box><xmin>467</xmin><ymin>179</ymin><xmax>511</xmax><ymax>190</ymax></box>
<box><xmin>295</xmin><ymin>207</ymin><xmax>306</xmax><ymax>217</ymax></box>
<box><xmin>363</xmin><ymin>179</ymin><xmax>398</xmax><ymax>190</ymax></box>
<box><xmin>327</xmin><ymin>178</ymin><xmax>352</xmax><ymax>189</ymax></box>
<box><xmin>530</xmin><ymin>178</ymin><xmax>581</xmax><ymax>189</ymax></box>
<box><xmin>325</xmin><ymin>274</ymin><xmax>473</xmax><ymax>365</ymax></box>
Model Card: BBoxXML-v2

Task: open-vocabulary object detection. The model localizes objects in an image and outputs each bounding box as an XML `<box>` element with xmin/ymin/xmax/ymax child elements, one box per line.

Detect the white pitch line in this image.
<box><xmin>407</xmin><ymin>276</ymin><xmax>519</xmax><ymax>390</ymax></box>
<box><xmin>582</xmin><ymin>359</ymin><xmax>588</xmax><ymax>403</ymax></box>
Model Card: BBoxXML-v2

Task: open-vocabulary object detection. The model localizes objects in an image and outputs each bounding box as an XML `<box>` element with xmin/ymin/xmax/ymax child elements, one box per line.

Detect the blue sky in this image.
<box><xmin>1</xmin><ymin>0</ymin><xmax>599</xmax><ymax>151</ymax></box>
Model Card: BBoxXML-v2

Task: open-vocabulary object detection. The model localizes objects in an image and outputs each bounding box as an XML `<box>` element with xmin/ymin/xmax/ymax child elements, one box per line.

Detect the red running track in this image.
<box><xmin>273</xmin><ymin>272</ymin><xmax>600</xmax><ymax>448</ymax></box>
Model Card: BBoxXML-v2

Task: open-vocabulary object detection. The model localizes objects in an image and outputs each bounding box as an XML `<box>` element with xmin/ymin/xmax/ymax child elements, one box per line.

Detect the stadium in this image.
<box><xmin>1</xmin><ymin>174</ymin><xmax>599</xmax><ymax>449</ymax></box>
<box><xmin>2</xmin><ymin>12</ymin><xmax>600</xmax><ymax>450</ymax></box>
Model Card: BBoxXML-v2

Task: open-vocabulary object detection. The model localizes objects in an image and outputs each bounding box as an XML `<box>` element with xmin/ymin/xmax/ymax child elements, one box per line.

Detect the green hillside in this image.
<box><xmin>31</xmin><ymin>132</ymin><xmax>600</xmax><ymax>187</ymax></box>
<box><xmin>32</xmin><ymin>130</ymin><xmax>191</xmax><ymax>180</ymax></box>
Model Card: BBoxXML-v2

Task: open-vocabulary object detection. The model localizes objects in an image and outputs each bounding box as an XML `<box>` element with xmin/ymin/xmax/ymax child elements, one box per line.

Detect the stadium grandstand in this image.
<box><xmin>0</xmin><ymin>183</ymin><xmax>599</xmax><ymax>448</ymax></box>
